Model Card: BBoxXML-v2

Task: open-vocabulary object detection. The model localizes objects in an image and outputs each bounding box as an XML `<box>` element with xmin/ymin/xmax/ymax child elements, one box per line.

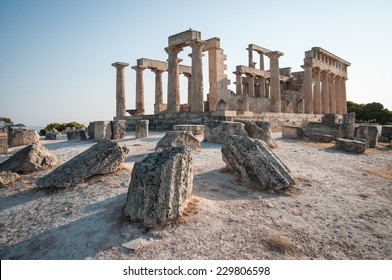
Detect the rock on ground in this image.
<box><xmin>124</xmin><ymin>146</ymin><xmax>193</xmax><ymax>228</ymax></box>
<box><xmin>9</xmin><ymin>128</ymin><xmax>39</xmax><ymax>147</ymax></box>
<box><xmin>221</xmin><ymin>135</ymin><xmax>296</xmax><ymax>191</ymax></box>
<box><xmin>155</xmin><ymin>131</ymin><xmax>200</xmax><ymax>152</ymax></box>
<box><xmin>354</xmin><ymin>125</ymin><xmax>379</xmax><ymax>148</ymax></box>
<box><xmin>135</xmin><ymin>120</ymin><xmax>149</xmax><ymax>139</ymax></box>
<box><xmin>204</xmin><ymin>120</ymin><xmax>248</xmax><ymax>144</ymax></box>
<box><xmin>36</xmin><ymin>140</ymin><xmax>129</xmax><ymax>188</ymax></box>
<box><xmin>309</xmin><ymin>133</ymin><xmax>335</xmax><ymax>143</ymax></box>
<box><xmin>0</xmin><ymin>171</ymin><xmax>21</xmax><ymax>186</ymax></box>
<box><xmin>335</xmin><ymin>138</ymin><xmax>366</xmax><ymax>153</ymax></box>
<box><xmin>44</xmin><ymin>131</ymin><xmax>57</xmax><ymax>140</ymax></box>
<box><xmin>239</xmin><ymin>120</ymin><xmax>277</xmax><ymax>148</ymax></box>
<box><xmin>66</xmin><ymin>129</ymin><xmax>87</xmax><ymax>141</ymax></box>
<box><xmin>0</xmin><ymin>143</ymin><xmax>58</xmax><ymax>173</ymax></box>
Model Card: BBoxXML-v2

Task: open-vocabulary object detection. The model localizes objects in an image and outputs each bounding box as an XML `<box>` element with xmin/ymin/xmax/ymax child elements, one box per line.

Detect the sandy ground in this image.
<box><xmin>0</xmin><ymin>132</ymin><xmax>391</xmax><ymax>260</ymax></box>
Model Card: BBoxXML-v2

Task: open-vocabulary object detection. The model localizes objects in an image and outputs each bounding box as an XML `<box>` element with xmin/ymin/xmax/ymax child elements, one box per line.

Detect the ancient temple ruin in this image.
<box><xmin>112</xmin><ymin>29</ymin><xmax>350</xmax><ymax>130</ymax></box>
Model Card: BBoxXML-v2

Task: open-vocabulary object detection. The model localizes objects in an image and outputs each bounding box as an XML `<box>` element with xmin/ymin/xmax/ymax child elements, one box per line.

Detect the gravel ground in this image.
<box><xmin>0</xmin><ymin>132</ymin><xmax>391</xmax><ymax>260</ymax></box>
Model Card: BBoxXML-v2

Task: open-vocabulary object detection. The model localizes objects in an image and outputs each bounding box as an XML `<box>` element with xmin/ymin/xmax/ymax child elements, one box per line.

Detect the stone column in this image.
<box><xmin>165</xmin><ymin>46</ymin><xmax>182</xmax><ymax>113</ymax></box>
<box><xmin>184</xmin><ymin>73</ymin><xmax>192</xmax><ymax>106</ymax></box>
<box><xmin>335</xmin><ymin>76</ymin><xmax>342</xmax><ymax>114</ymax></box>
<box><xmin>132</xmin><ymin>66</ymin><xmax>145</xmax><ymax>114</ymax></box>
<box><xmin>248</xmin><ymin>48</ymin><xmax>253</xmax><ymax>67</ymax></box>
<box><xmin>258</xmin><ymin>51</ymin><xmax>265</xmax><ymax>70</ymax></box>
<box><xmin>341</xmin><ymin>78</ymin><xmax>348</xmax><ymax>114</ymax></box>
<box><xmin>328</xmin><ymin>73</ymin><xmax>336</xmax><ymax>113</ymax></box>
<box><xmin>259</xmin><ymin>77</ymin><xmax>266</xmax><ymax>98</ymax></box>
<box><xmin>247</xmin><ymin>73</ymin><xmax>255</xmax><ymax>97</ymax></box>
<box><xmin>313</xmin><ymin>68</ymin><xmax>321</xmax><ymax>114</ymax></box>
<box><xmin>266</xmin><ymin>51</ymin><xmax>283</xmax><ymax>113</ymax></box>
<box><xmin>321</xmin><ymin>70</ymin><xmax>330</xmax><ymax>114</ymax></box>
<box><xmin>265</xmin><ymin>79</ymin><xmax>270</xmax><ymax>99</ymax></box>
<box><xmin>234</xmin><ymin>71</ymin><xmax>242</xmax><ymax>95</ymax></box>
<box><xmin>151</xmin><ymin>68</ymin><xmax>164</xmax><ymax>114</ymax></box>
<box><xmin>190</xmin><ymin>40</ymin><xmax>205</xmax><ymax>112</ymax></box>
<box><xmin>302</xmin><ymin>65</ymin><xmax>313</xmax><ymax>114</ymax></box>
<box><xmin>112</xmin><ymin>62</ymin><xmax>129</xmax><ymax>118</ymax></box>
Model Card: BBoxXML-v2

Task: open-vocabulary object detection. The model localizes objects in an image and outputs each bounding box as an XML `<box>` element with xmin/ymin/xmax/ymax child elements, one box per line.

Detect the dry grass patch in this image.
<box><xmin>264</xmin><ymin>236</ymin><xmax>296</xmax><ymax>255</ymax></box>
<box><xmin>360</xmin><ymin>164</ymin><xmax>392</xmax><ymax>181</ymax></box>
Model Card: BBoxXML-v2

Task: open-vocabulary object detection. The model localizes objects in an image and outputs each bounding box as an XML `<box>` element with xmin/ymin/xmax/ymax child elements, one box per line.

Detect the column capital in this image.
<box><xmin>189</xmin><ymin>40</ymin><xmax>206</xmax><ymax>49</ymax></box>
<box><xmin>301</xmin><ymin>64</ymin><xmax>313</xmax><ymax>71</ymax></box>
<box><xmin>233</xmin><ymin>71</ymin><xmax>243</xmax><ymax>76</ymax></box>
<box><xmin>150</xmin><ymin>68</ymin><xmax>164</xmax><ymax>75</ymax></box>
<box><xmin>183</xmin><ymin>72</ymin><xmax>192</xmax><ymax>78</ymax></box>
<box><xmin>246</xmin><ymin>73</ymin><xmax>255</xmax><ymax>77</ymax></box>
<box><xmin>312</xmin><ymin>67</ymin><xmax>321</xmax><ymax>74</ymax></box>
<box><xmin>266</xmin><ymin>51</ymin><xmax>284</xmax><ymax>59</ymax></box>
<box><xmin>165</xmin><ymin>46</ymin><xmax>183</xmax><ymax>55</ymax></box>
<box><xmin>132</xmin><ymin>65</ymin><xmax>146</xmax><ymax>72</ymax></box>
<box><xmin>112</xmin><ymin>62</ymin><xmax>129</xmax><ymax>69</ymax></box>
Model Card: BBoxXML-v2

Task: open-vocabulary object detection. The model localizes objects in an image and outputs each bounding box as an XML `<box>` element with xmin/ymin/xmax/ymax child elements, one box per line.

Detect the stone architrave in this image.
<box><xmin>135</xmin><ymin>120</ymin><xmax>149</xmax><ymax>139</ymax></box>
<box><xmin>204</xmin><ymin>121</ymin><xmax>248</xmax><ymax>144</ymax></box>
<box><xmin>266</xmin><ymin>51</ymin><xmax>283</xmax><ymax>113</ymax></box>
<box><xmin>0</xmin><ymin>143</ymin><xmax>58</xmax><ymax>173</ymax></box>
<box><xmin>166</xmin><ymin>46</ymin><xmax>182</xmax><ymax>113</ymax></box>
<box><xmin>132</xmin><ymin>66</ymin><xmax>145</xmax><ymax>114</ymax></box>
<box><xmin>221</xmin><ymin>135</ymin><xmax>296</xmax><ymax>191</ymax></box>
<box><xmin>124</xmin><ymin>146</ymin><xmax>193</xmax><ymax>228</ymax></box>
<box><xmin>151</xmin><ymin>69</ymin><xmax>164</xmax><ymax>114</ymax></box>
<box><xmin>155</xmin><ymin>131</ymin><xmax>200</xmax><ymax>152</ymax></box>
<box><xmin>313</xmin><ymin>68</ymin><xmax>321</xmax><ymax>114</ymax></box>
<box><xmin>112</xmin><ymin>62</ymin><xmax>129</xmax><ymax>118</ymax></box>
<box><xmin>36</xmin><ymin>140</ymin><xmax>129</xmax><ymax>188</ymax></box>
<box><xmin>190</xmin><ymin>40</ymin><xmax>205</xmax><ymax>112</ymax></box>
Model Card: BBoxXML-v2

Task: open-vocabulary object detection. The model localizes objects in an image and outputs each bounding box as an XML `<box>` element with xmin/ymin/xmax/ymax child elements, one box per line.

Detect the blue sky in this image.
<box><xmin>0</xmin><ymin>0</ymin><xmax>391</xmax><ymax>126</ymax></box>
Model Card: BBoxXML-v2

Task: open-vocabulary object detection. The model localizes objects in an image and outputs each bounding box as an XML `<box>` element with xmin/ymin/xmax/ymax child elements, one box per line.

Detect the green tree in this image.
<box><xmin>347</xmin><ymin>101</ymin><xmax>392</xmax><ymax>125</ymax></box>
<box><xmin>0</xmin><ymin>117</ymin><xmax>13</xmax><ymax>124</ymax></box>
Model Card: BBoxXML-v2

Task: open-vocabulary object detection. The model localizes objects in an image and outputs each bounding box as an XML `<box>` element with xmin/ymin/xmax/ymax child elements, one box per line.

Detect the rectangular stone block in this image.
<box><xmin>282</xmin><ymin>126</ymin><xmax>303</xmax><ymax>139</ymax></box>
<box><xmin>0</xmin><ymin>132</ymin><xmax>8</xmax><ymax>155</ymax></box>
<box><xmin>110</xmin><ymin>120</ymin><xmax>126</xmax><ymax>140</ymax></box>
<box><xmin>94</xmin><ymin>121</ymin><xmax>112</xmax><ymax>141</ymax></box>
<box><xmin>381</xmin><ymin>125</ymin><xmax>392</xmax><ymax>139</ymax></box>
<box><xmin>211</xmin><ymin>110</ymin><xmax>237</xmax><ymax>118</ymax></box>
<box><xmin>168</xmin><ymin>30</ymin><xmax>201</xmax><ymax>47</ymax></box>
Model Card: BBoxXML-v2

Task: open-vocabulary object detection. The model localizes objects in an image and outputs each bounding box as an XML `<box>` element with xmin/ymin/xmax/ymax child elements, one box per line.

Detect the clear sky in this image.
<box><xmin>0</xmin><ymin>0</ymin><xmax>391</xmax><ymax>127</ymax></box>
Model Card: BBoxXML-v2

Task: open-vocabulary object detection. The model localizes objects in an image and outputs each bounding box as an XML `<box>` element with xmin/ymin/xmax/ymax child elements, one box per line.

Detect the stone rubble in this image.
<box><xmin>155</xmin><ymin>131</ymin><xmax>200</xmax><ymax>152</ymax></box>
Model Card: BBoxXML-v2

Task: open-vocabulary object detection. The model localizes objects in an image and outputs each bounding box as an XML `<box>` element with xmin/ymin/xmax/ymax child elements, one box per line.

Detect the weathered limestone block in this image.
<box><xmin>239</xmin><ymin>120</ymin><xmax>277</xmax><ymax>148</ymax></box>
<box><xmin>173</xmin><ymin>125</ymin><xmax>205</xmax><ymax>136</ymax></box>
<box><xmin>66</xmin><ymin>129</ymin><xmax>87</xmax><ymax>141</ymax></box>
<box><xmin>204</xmin><ymin>120</ymin><xmax>248</xmax><ymax>144</ymax></box>
<box><xmin>156</xmin><ymin>131</ymin><xmax>200</xmax><ymax>152</ymax></box>
<box><xmin>322</xmin><ymin>113</ymin><xmax>339</xmax><ymax>125</ymax></box>
<box><xmin>9</xmin><ymin>128</ymin><xmax>39</xmax><ymax>147</ymax></box>
<box><xmin>93</xmin><ymin>121</ymin><xmax>112</xmax><ymax>141</ymax></box>
<box><xmin>0</xmin><ymin>143</ymin><xmax>58</xmax><ymax>173</ymax></box>
<box><xmin>111</xmin><ymin>120</ymin><xmax>126</xmax><ymax>139</ymax></box>
<box><xmin>341</xmin><ymin>112</ymin><xmax>356</xmax><ymax>139</ymax></box>
<box><xmin>124</xmin><ymin>146</ymin><xmax>193</xmax><ymax>228</ymax></box>
<box><xmin>44</xmin><ymin>130</ymin><xmax>57</xmax><ymax>140</ymax></box>
<box><xmin>381</xmin><ymin>125</ymin><xmax>392</xmax><ymax>140</ymax></box>
<box><xmin>354</xmin><ymin>125</ymin><xmax>378</xmax><ymax>148</ymax></box>
<box><xmin>309</xmin><ymin>133</ymin><xmax>335</xmax><ymax>143</ymax></box>
<box><xmin>87</xmin><ymin>122</ymin><xmax>95</xmax><ymax>139</ymax></box>
<box><xmin>343</xmin><ymin>112</ymin><xmax>356</xmax><ymax>125</ymax></box>
<box><xmin>36</xmin><ymin>140</ymin><xmax>129</xmax><ymax>188</ymax></box>
<box><xmin>0</xmin><ymin>132</ymin><xmax>8</xmax><ymax>155</ymax></box>
<box><xmin>0</xmin><ymin>171</ymin><xmax>21</xmax><ymax>186</ymax></box>
<box><xmin>135</xmin><ymin>120</ymin><xmax>149</xmax><ymax>139</ymax></box>
<box><xmin>282</xmin><ymin>125</ymin><xmax>303</xmax><ymax>139</ymax></box>
<box><xmin>221</xmin><ymin>135</ymin><xmax>296</xmax><ymax>191</ymax></box>
<box><xmin>335</xmin><ymin>138</ymin><xmax>366</xmax><ymax>153</ymax></box>
<box><xmin>378</xmin><ymin>136</ymin><xmax>390</xmax><ymax>143</ymax></box>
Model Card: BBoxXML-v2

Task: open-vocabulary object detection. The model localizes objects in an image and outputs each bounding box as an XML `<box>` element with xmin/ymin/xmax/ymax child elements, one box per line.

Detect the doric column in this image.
<box><xmin>259</xmin><ymin>76</ymin><xmax>266</xmax><ymax>98</ymax></box>
<box><xmin>234</xmin><ymin>71</ymin><xmax>242</xmax><ymax>95</ymax></box>
<box><xmin>183</xmin><ymin>73</ymin><xmax>192</xmax><ymax>106</ymax></box>
<box><xmin>132</xmin><ymin>66</ymin><xmax>145</xmax><ymax>114</ymax></box>
<box><xmin>328</xmin><ymin>73</ymin><xmax>336</xmax><ymax>113</ymax></box>
<box><xmin>321</xmin><ymin>70</ymin><xmax>330</xmax><ymax>114</ymax></box>
<box><xmin>265</xmin><ymin>79</ymin><xmax>270</xmax><ymax>99</ymax></box>
<box><xmin>335</xmin><ymin>76</ymin><xmax>342</xmax><ymax>115</ymax></box>
<box><xmin>247</xmin><ymin>73</ymin><xmax>255</xmax><ymax>97</ymax></box>
<box><xmin>313</xmin><ymin>68</ymin><xmax>321</xmax><ymax>114</ymax></box>
<box><xmin>266</xmin><ymin>51</ymin><xmax>283</xmax><ymax>112</ymax></box>
<box><xmin>111</xmin><ymin>62</ymin><xmax>129</xmax><ymax>117</ymax></box>
<box><xmin>247</xmin><ymin>48</ymin><xmax>253</xmax><ymax>67</ymax></box>
<box><xmin>165</xmin><ymin>46</ymin><xmax>183</xmax><ymax>113</ymax></box>
<box><xmin>341</xmin><ymin>77</ymin><xmax>348</xmax><ymax>114</ymax></box>
<box><xmin>258</xmin><ymin>51</ymin><xmax>265</xmax><ymax>70</ymax></box>
<box><xmin>302</xmin><ymin>65</ymin><xmax>313</xmax><ymax>114</ymax></box>
<box><xmin>190</xmin><ymin>40</ymin><xmax>205</xmax><ymax>112</ymax></box>
<box><xmin>151</xmin><ymin>68</ymin><xmax>164</xmax><ymax>114</ymax></box>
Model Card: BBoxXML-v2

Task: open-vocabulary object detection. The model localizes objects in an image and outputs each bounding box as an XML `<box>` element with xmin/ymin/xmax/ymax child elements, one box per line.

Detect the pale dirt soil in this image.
<box><xmin>0</xmin><ymin>132</ymin><xmax>391</xmax><ymax>260</ymax></box>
